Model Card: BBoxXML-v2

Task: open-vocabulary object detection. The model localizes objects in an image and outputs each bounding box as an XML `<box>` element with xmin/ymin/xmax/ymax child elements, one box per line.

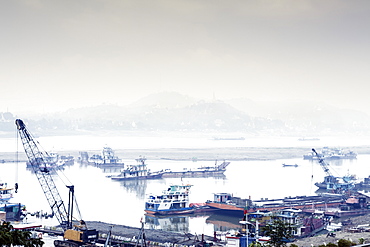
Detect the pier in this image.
<box><xmin>37</xmin><ymin>221</ymin><xmax>221</xmax><ymax>247</ymax></box>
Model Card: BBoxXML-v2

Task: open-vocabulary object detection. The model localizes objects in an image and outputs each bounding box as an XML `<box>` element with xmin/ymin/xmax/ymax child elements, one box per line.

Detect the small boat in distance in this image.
<box><xmin>298</xmin><ymin>137</ymin><xmax>320</xmax><ymax>141</ymax></box>
<box><xmin>282</xmin><ymin>163</ymin><xmax>298</xmax><ymax>167</ymax></box>
<box><xmin>212</xmin><ymin>137</ymin><xmax>245</xmax><ymax>141</ymax></box>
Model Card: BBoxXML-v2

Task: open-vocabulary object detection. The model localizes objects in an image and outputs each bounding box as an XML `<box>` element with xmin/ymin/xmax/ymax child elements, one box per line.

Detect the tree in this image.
<box><xmin>337</xmin><ymin>239</ymin><xmax>355</xmax><ymax>247</ymax></box>
<box><xmin>261</xmin><ymin>219</ymin><xmax>293</xmax><ymax>247</ymax></box>
<box><xmin>0</xmin><ymin>221</ymin><xmax>44</xmax><ymax>247</ymax></box>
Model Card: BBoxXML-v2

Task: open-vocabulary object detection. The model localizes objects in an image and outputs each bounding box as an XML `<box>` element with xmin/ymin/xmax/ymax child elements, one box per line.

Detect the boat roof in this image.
<box><xmin>12</xmin><ymin>223</ymin><xmax>42</xmax><ymax>230</ymax></box>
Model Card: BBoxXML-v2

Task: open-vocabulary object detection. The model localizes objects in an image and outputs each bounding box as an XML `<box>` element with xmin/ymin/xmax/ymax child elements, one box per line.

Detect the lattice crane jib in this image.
<box><xmin>312</xmin><ymin>148</ymin><xmax>334</xmax><ymax>177</ymax></box>
<box><xmin>15</xmin><ymin>119</ymin><xmax>70</xmax><ymax>229</ymax></box>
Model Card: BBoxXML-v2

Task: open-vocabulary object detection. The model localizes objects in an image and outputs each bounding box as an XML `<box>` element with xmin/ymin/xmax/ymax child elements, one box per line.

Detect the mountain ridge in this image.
<box><xmin>2</xmin><ymin>91</ymin><xmax>370</xmax><ymax>136</ymax></box>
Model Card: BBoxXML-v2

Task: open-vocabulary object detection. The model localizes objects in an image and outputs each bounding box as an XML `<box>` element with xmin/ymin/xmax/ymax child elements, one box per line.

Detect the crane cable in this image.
<box><xmin>55</xmin><ymin>168</ymin><xmax>84</xmax><ymax>224</ymax></box>
<box><xmin>15</xmin><ymin>126</ymin><xmax>19</xmax><ymax>193</ymax></box>
<box><xmin>310</xmin><ymin>160</ymin><xmax>314</xmax><ymax>194</ymax></box>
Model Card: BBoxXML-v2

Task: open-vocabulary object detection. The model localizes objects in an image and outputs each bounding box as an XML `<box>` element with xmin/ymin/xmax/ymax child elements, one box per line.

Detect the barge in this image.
<box><xmin>161</xmin><ymin>160</ymin><xmax>230</xmax><ymax>178</ymax></box>
<box><xmin>206</xmin><ymin>193</ymin><xmax>345</xmax><ymax>217</ymax></box>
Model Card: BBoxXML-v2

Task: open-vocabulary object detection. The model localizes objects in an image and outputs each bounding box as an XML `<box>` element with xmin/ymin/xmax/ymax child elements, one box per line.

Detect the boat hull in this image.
<box><xmin>206</xmin><ymin>200</ymin><xmax>344</xmax><ymax>217</ymax></box>
<box><xmin>161</xmin><ymin>170</ymin><xmax>225</xmax><ymax>178</ymax></box>
<box><xmin>145</xmin><ymin>208</ymin><xmax>195</xmax><ymax>216</ymax></box>
<box><xmin>111</xmin><ymin>174</ymin><xmax>163</xmax><ymax>180</ymax></box>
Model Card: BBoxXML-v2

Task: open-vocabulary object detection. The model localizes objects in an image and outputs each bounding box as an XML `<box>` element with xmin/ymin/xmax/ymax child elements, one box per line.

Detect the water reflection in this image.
<box><xmin>205</xmin><ymin>213</ymin><xmax>241</xmax><ymax>232</ymax></box>
<box><xmin>144</xmin><ymin>212</ymin><xmax>243</xmax><ymax>234</ymax></box>
<box><xmin>116</xmin><ymin>179</ymin><xmax>149</xmax><ymax>199</ymax></box>
<box><xmin>145</xmin><ymin>214</ymin><xmax>189</xmax><ymax>232</ymax></box>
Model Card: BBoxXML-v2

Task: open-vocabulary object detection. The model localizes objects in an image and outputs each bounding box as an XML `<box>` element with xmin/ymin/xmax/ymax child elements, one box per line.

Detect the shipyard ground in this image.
<box><xmin>292</xmin><ymin>213</ymin><xmax>370</xmax><ymax>246</ymax></box>
<box><xmin>85</xmin><ymin>220</ymin><xmax>216</xmax><ymax>244</ymax></box>
<box><xmin>86</xmin><ymin>215</ymin><xmax>370</xmax><ymax>247</ymax></box>
<box><xmin>47</xmin><ymin>215</ymin><xmax>370</xmax><ymax>247</ymax></box>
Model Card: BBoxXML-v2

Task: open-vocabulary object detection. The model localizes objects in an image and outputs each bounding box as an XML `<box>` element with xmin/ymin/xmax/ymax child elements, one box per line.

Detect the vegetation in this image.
<box><xmin>261</xmin><ymin>219</ymin><xmax>293</xmax><ymax>247</ymax></box>
<box><xmin>0</xmin><ymin>221</ymin><xmax>44</xmax><ymax>247</ymax></box>
<box><xmin>289</xmin><ymin>238</ymin><xmax>360</xmax><ymax>247</ymax></box>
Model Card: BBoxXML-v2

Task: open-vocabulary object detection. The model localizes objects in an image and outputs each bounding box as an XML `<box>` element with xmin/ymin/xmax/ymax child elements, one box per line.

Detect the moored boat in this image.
<box><xmin>303</xmin><ymin>147</ymin><xmax>357</xmax><ymax>160</ymax></box>
<box><xmin>161</xmin><ymin>160</ymin><xmax>230</xmax><ymax>178</ymax></box>
<box><xmin>0</xmin><ymin>203</ymin><xmax>27</xmax><ymax>222</ymax></box>
<box><xmin>0</xmin><ymin>180</ymin><xmax>14</xmax><ymax>203</ymax></box>
<box><xmin>145</xmin><ymin>184</ymin><xmax>194</xmax><ymax>215</ymax></box>
<box><xmin>206</xmin><ymin>193</ymin><xmax>345</xmax><ymax>217</ymax></box>
<box><xmin>88</xmin><ymin>146</ymin><xmax>124</xmax><ymax>166</ymax></box>
<box><xmin>110</xmin><ymin>157</ymin><xmax>162</xmax><ymax>180</ymax></box>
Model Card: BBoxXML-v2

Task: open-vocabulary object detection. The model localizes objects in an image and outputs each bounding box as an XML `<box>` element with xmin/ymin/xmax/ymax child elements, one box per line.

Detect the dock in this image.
<box><xmin>38</xmin><ymin>221</ymin><xmax>221</xmax><ymax>247</ymax></box>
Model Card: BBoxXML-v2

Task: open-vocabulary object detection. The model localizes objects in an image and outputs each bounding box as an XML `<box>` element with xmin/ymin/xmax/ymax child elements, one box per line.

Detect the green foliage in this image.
<box><xmin>358</xmin><ymin>238</ymin><xmax>365</xmax><ymax>244</ymax></box>
<box><xmin>289</xmin><ymin>244</ymin><xmax>298</xmax><ymax>247</ymax></box>
<box><xmin>326</xmin><ymin>243</ymin><xmax>337</xmax><ymax>247</ymax></box>
<box><xmin>261</xmin><ymin>219</ymin><xmax>293</xmax><ymax>247</ymax></box>
<box><xmin>318</xmin><ymin>244</ymin><xmax>328</xmax><ymax>247</ymax></box>
<box><xmin>250</xmin><ymin>242</ymin><xmax>264</xmax><ymax>247</ymax></box>
<box><xmin>0</xmin><ymin>221</ymin><xmax>44</xmax><ymax>247</ymax></box>
<box><xmin>337</xmin><ymin>239</ymin><xmax>355</xmax><ymax>247</ymax></box>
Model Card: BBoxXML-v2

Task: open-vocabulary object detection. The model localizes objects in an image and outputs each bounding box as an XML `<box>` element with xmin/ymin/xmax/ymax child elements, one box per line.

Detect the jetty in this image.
<box><xmin>38</xmin><ymin>221</ymin><xmax>220</xmax><ymax>247</ymax></box>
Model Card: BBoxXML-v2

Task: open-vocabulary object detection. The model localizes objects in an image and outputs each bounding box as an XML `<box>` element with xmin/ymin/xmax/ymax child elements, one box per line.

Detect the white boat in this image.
<box><xmin>0</xmin><ymin>180</ymin><xmax>14</xmax><ymax>203</ymax></box>
<box><xmin>144</xmin><ymin>184</ymin><xmax>195</xmax><ymax>215</ymax></box>
<box><xmin>110</xmin><ymin>157</ymin><xmax>162</xmax><ymax>180</ymax></box>
<box><xmin>88</xmin><ymin>146</ymin><xmax>124</xmax><ymax>166</ymax></box>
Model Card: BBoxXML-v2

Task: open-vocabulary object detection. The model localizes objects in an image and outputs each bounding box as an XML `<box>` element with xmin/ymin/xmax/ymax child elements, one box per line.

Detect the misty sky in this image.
<box><xmin>1</xmin><ymin>0</ymin><xmax>370</xmax><ymax>114</ymax></box>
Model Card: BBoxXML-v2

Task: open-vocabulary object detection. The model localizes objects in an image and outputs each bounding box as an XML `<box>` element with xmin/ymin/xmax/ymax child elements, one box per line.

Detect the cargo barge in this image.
<box><xmin>206</xmin><ymin>193</ymin><xmax>345</xmax><ymax>217</ymax></box>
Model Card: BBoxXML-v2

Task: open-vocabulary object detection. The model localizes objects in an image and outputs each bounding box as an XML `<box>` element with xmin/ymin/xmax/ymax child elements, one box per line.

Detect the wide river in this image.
<box><xmin>1</xmin><ymin>134</ymin><xmax>370</xmax><ymax>238</ymax></box>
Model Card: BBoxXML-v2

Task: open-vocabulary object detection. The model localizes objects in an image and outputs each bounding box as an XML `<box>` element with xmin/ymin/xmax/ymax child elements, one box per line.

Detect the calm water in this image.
<box><xmin>1</xmin><ymin>134</ymin><xmax>370</xmax><ymax>237</ymax></box>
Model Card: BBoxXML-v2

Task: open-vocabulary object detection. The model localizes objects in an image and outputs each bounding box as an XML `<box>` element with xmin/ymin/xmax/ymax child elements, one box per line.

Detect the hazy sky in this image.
<box><xmin>1</xmin><ymin>0</ymin><xmax>370</xmax><ymax>114</ymax></box>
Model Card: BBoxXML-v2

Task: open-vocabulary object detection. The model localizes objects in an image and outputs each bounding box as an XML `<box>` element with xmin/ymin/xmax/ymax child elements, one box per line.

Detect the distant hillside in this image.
<box><xmin>2</xmin><ymin>92</ymin><xmax>370</xmax><ymax>136</ymax></box>
<box><xmin>129</xmin><ymin>91</ymin><xmax>198</xmax><ymax>109</ymax></box>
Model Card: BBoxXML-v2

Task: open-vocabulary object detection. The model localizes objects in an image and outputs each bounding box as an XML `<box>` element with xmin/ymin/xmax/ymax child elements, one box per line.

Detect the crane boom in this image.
<box><xmin>15</xmin><ymin>119</ymin><xmax>71</xmax><ymax>229</ymax></box>
<box><xmin>312</xmin><ymin>148</ymin><xmax>334</xmax><ymax>177</ymax></box>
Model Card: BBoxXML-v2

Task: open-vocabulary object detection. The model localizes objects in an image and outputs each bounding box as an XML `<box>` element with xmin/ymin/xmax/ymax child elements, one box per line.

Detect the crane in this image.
<box><xmin>15</xmin><ymin>119</ymin><xmax>98</xmax><ymax>246</ymax></box>
<box><xmin>312</xmin><ymin>148</ymin><xmax>355</xmax><ymax>193</ymax></box>
<box><xmin>312</xmin><ymin>148</ymin><xmax>334</xmax><ymax>177</ymax></box>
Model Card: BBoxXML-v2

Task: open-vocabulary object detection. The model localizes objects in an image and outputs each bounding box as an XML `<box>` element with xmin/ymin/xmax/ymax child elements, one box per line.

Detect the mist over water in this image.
<box><xmin>3</xmin><ymin>134</ymin><xmax>370</xmax><ymax>152</ymax></box>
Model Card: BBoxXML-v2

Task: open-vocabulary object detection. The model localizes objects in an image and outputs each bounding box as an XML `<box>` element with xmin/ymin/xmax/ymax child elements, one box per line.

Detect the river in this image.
<box><xmin>1</xmin><ymin>134</ymin><xmax>370</xmax><ymax>238</ymax></box>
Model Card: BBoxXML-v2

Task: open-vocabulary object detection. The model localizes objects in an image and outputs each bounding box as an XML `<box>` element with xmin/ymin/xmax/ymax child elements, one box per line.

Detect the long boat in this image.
<box><xmin>205</xmin><ymin>193</ymin><xmax>345</xmax><ymax>217</ymax></box>
<box><xmin>161</xmin><ymin>161</ymin><xmax>230</xmax><ymax>178</ymax></box>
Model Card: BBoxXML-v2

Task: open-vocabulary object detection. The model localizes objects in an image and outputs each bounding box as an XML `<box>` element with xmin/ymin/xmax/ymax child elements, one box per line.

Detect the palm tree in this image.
<box><xmin>0</xmin><ymin>221</ymin><xmax>44</xmax><ymax>247</ymax></box>
<box><xmin>261</xmin><ymin>219</ymin><xmax>293</xmax><ymax>247</ymax></box>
